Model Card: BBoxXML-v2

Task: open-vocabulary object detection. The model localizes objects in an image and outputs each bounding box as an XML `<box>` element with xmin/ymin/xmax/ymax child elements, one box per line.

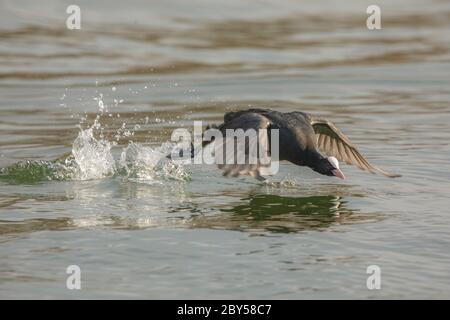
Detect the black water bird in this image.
<box><xmin>198</xmin><ymin>108</ymin><xmax>400</xmax><ymax>181</ymax></box>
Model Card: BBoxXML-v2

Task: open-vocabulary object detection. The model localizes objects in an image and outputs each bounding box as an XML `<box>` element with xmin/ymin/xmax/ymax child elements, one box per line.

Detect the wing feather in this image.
<box><xmin>310</xmin><ymin>117</ymin><xmax>401</xmax><ymax>178</ymax></box>
<box><xmin>211</xmin><ymin>112</ymin><xmax>275</xmax><ymax>180</ymax></box>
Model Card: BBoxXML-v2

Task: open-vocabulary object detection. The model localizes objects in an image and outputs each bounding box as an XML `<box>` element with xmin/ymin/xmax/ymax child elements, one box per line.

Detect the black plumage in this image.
<box><xmin>201</xmin><ymin>108</ymin><xmax>400</xmax><ymax>180</ymax></box>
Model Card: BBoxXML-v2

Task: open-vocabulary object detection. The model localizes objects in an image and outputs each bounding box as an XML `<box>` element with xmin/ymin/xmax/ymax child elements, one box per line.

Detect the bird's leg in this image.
<box><xmin>255</xmin><ymin>173</ymin><xmax>269</xmax><ymax>183</ymax></box>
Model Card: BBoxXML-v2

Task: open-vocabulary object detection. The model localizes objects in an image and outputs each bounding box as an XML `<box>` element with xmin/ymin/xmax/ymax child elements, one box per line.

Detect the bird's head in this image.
<box><xmin>314</xmin><ymin>156</ymin><xmax>346</xmax><ymax>179</ymax></box>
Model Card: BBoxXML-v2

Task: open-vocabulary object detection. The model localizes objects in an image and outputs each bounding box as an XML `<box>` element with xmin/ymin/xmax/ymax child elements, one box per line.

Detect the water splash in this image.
<box><xmin>0</xmin><ymin>128</ymin><xmax>189</xmax><ymax>184</ymax></box>
<box><xmin>119</xmin><ymin>142</ymin><xmax>190</xmax><ymax>184</ymax></box>
<box><xmin>0</xmin><ymin>86</ymin><xmax>189</xmax><ymax>184</ymax></box>
<box><xmin>71</xmin><ymin>128</ymin><xmax>116</xmax><ymax>180</ymax></box>
<box><xmin>0</xmin><ymin>160</ymin><xmax>62</xmax><ymax>183</ymax></box>
<box><xmin>261</xmin><ymin>175</ymin><xmax>298</xmax><ymax>188</ymax></box>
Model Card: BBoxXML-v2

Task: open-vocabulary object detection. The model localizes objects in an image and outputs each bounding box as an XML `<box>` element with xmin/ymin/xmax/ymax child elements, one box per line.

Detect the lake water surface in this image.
<box><xmin>1</xmin><ymin>0</ymin><xmax>450</xmax><ymax>299</ymax></box>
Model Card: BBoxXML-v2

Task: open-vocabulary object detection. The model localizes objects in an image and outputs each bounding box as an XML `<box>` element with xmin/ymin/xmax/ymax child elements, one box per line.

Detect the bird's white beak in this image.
<box><xmin>332</xmin><ymin>169</ymin><xmax>346</xmax><ymax>180</ymax></box>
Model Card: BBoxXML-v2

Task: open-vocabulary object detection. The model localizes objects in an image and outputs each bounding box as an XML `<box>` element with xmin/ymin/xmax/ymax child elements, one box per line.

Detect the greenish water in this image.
<box><xmin>1</xmin><ymin>0</ymin><xmax>450</xmax><ymax>299</ymax></box>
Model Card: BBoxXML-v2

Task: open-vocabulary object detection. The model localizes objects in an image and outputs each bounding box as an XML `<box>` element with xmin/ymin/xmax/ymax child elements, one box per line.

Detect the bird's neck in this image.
<box><xmin>305</xmin><ymin>150</ymin><xmax>326</xmax><ymax>169</ymax></box>
<box><xmin>287</xmin><ymin>148</ymin><xmax>324</xmax><ymax>168</ymax></box>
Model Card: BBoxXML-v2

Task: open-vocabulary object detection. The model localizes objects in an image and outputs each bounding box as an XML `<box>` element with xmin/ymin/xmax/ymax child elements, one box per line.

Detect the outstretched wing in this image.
<box><xmin>310</xmin><ymin>117</ymin><xmax>401</xmax><ymax>178</ymax></box>
<box><xmin>207</xmin><ymin>112</ymin><xmax>274</xmax><ymax>180</ymax></box>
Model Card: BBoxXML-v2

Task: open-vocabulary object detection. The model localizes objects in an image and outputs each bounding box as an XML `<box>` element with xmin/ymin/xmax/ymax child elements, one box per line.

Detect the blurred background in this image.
<box><xmin>0</xmin><ymin>0</ymin><xmax>450</xmax><ymax>299</ymax></box>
